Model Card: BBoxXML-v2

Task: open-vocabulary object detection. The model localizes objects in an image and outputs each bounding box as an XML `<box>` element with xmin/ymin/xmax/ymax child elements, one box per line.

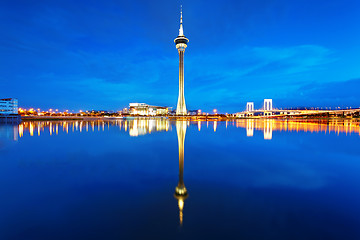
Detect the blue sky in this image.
<box><xmin>0</xmin><ymin>0</ymin><xmax>359</xmax><ymax>112</ymax></box>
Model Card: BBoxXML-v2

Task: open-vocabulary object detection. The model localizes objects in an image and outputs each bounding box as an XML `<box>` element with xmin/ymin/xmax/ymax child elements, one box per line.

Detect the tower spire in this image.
<box><xmin>180</xmin><ymin>5</ymin><xmax>183</xmax><ymax>24</ymax></box>
<box><xmin>179</xmin><ymin>5</ymin><xmax>184</xmax><ymax>36</ymax></box>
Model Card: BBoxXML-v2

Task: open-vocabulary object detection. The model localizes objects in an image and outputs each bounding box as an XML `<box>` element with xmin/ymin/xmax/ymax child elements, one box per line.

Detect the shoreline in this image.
<box><xmin>18</xmin><ymin>115</ymin><xmax>360</xmax><ymax>122</ymax></box>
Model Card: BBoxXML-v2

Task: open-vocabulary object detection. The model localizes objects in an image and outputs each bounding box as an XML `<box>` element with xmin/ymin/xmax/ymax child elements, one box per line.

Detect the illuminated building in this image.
<box><xmin>188</xmin><ymin>110</ymin><xmax>200</xmax><ymax>116</ymax></box>
<box><xmin>174</xmin><ymin>7</ymin><xmax>189</xmax><ymax>115</ymax></box>
<box><xmin>129</xmin><ymin>103</ymin><xmax>169</xmax><ymax>116</ymax></box>
<box><xmin>0</xmin><ymin>98</ymin><xmax>18</xmax><ymax>114</ymax></box>
<box><xmin>174</xmin><ymin>120</ymin><xmax>188</xmax><ymax>225</ymax></box>
<box><xmin>0</xmin><ymin>98</ymin><xmax>20</xmax><ymax>123</ymax></box>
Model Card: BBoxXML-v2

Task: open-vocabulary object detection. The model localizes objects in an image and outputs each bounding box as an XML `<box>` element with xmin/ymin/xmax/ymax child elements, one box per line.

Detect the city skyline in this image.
<box><xmin>1</xmin><ymin>0</ymin><xmax>360</xmax><ymax>112</ymax></box>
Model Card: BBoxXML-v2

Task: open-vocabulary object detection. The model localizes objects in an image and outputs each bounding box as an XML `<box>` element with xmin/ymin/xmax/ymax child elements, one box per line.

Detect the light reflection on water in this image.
<box><xmin>14</xmin><ymin>118</ymin><xmax>172</xmax><ymax>138</ymax></box>
<box><xmin>0</xmin><ymin>118</ymin><xmax>360</xmax><ymax>239</ymax></box>
<box><xmin>5</xmin><ymin>118</ymin><xmax>360</xmax><ymax>141</ymax></box>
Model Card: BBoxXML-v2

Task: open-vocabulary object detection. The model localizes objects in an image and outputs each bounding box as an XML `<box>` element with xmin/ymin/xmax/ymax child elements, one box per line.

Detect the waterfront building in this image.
<box><xmin>0</xmin><ymin>98</ymin><xmax>20</xmax><ymax>123</ymax></box>
<box><xmin>0</xmin><ymin>98</ymin><xmax>18</xmax><ymax>114</ymax></box>
<box><xmin>129</xmin><ymin>103</ymin><xmax>169</xmax><ymax>116</ymax></box>
<box><xmin>188</xmin><ymin>110</ymin><xmax>200</xmax><ymax>116</ymax></box>
<box><xmin>174</xmin><ymin>7</ymin><xmax>189</xmax><ymax>115</ymax></box>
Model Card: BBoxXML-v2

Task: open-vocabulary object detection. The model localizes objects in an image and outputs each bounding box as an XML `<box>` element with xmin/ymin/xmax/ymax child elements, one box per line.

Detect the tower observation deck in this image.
<box><xmin>174</xmin><ymin>6</ymin><xmax>189</xmax><ymax>115</ymax></box>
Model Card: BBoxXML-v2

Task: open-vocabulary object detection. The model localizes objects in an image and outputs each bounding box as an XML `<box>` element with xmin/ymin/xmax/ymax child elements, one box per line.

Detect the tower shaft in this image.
<box><xmin>176</xmin><ymin>50</ymin><xmax>187</xmax><ymax>115</ymax></box>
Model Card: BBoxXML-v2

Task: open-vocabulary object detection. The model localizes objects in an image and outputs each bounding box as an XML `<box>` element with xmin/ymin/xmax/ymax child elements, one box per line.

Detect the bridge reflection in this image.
<box><xmin>235</xmin><ymin>119</ymin><xmax>360</xmax><ymax>139</ymax></box>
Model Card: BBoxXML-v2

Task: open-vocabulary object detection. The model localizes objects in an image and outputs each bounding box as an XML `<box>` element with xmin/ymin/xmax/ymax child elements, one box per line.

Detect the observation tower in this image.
<box><xmin>174</xmin><ymin>7</ymin><xmax>189</xmax><ymax>115</ymax></box>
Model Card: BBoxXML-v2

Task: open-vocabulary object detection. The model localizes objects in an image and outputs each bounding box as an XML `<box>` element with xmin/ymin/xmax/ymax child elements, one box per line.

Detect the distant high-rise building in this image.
<box><xmin>174</xmin><ymin>7</ymin><xmax>189</xmax><ymax>115</ymax></box>
<box><xmin>0</xmin><ymin>98</ymin><xmax>18</xmax><ymax>114</ymax></box>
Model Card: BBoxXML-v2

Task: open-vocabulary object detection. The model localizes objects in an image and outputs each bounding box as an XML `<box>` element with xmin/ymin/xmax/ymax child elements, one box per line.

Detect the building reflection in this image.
<box><xmin>129</xmin><ymin>118</ymin><xmax>170</xmax><ymax>136</ymax></box>
<box><xmin>0</xmin><ymin>124</ymin><xmax>19</xmax><ymax>141</ymax></box>
<box><xmin>174</xmin><ymin>120</ymin><xmax>188</xmax><ymax>226</ymax></box>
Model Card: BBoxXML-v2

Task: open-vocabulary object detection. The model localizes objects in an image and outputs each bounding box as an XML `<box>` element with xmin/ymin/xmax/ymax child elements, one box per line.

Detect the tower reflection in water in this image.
<box><xmin>4</xmin><ymin>118</ymin><xmax>360</xmax><ymax>228</ymax></box>
<box><xmin>174</xmin><ymin>120</ymin><xmax>188</xmax><ymax>226</ymax></box>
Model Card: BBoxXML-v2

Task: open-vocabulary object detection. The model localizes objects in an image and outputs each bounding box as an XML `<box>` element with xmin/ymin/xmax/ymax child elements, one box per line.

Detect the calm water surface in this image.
<box><xmin>0</xmin><ymin>118</ymin><xmax>360</xmax><ymax>240</ymax></box>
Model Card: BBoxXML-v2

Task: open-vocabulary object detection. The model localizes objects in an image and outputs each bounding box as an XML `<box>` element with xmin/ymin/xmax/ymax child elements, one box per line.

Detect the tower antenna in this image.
<box><xmin>180</xmin><ymin>5</ymin><xmax>183</xmax><ymax>24</ymax></box>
